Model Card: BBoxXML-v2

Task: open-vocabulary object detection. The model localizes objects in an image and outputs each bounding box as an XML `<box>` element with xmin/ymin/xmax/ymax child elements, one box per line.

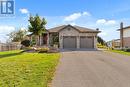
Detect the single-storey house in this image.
<box><xmin>118</xmin><ymin>23</ymin><xmax>130</xmax><ymax>48</ymax></box>
<box><xmin>28</xmin><ymin>25</ymin><xmax>100</xmax><ymax>49</ymax></box>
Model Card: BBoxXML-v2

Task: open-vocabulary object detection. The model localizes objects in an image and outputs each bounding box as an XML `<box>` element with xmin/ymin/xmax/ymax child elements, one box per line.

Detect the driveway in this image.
<box><xmin>51</xmin><ymin>50</ymin><xmax>130</xmax><ymax>87</ymax></box>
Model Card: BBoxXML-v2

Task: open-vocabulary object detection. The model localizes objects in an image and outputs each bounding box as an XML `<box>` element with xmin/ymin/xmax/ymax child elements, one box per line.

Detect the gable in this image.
<box><xmin>59</xmin><ymin>26</ymin><xmax>79</xmax><ymax>36</ymax></box>
<box><xmin>48</xmin><ymin>25</ymin><xmax>100</xmax><ymax>33</ymax></box>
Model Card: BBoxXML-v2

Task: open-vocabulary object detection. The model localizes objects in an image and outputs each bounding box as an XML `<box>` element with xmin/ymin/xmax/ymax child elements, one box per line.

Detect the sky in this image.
<box><xmin>1</xmin><ymin>0</ymin><xmax>130</xmax><ymax>43</ymax></box>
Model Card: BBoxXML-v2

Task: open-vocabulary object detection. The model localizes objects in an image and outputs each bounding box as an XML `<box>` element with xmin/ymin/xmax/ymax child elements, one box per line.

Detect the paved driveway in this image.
<box><xmin>51</xmin><ymin>50</ymin><xmax>130</xmax><ymax>87</ymax></box>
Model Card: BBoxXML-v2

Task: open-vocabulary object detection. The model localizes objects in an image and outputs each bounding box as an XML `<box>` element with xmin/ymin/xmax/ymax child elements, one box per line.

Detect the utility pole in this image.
<box><xmin>120</xmin><ymin>22</ymin><xmax>124</xmax><ymax>50</ymax></box>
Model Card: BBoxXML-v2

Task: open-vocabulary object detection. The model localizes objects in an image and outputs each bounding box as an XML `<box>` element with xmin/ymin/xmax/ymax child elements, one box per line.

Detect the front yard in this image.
<box><xmin>0</xmin><ymin>50</ymin><xmax>60</xmax><ymax>87</ymax></box>
<box><xmin>108</xmin><ymin>50</ymin><xmax>130</xmax><ymax>56</ymax></box>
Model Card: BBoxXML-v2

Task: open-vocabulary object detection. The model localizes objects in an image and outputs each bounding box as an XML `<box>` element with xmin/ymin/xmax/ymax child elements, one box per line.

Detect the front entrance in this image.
<box><xmin>42</xmin><ymin>34</ymin><xmax>48</xmax><ymax>45</ymax></box>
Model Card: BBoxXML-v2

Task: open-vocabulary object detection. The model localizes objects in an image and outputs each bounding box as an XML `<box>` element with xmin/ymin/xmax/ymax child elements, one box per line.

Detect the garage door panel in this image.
<box><xmin>63</xmin><ymin>36</ymin><xmax>76</xmax><ymax>48</ymax></box>
<box><xmin>80</xmin><ymin>36</ymin><xmax>94</xmax><ymax>48</ymax></box>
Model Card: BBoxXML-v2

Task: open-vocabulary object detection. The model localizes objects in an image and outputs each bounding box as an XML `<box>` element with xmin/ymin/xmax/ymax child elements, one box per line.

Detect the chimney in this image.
<box><xmin>120</xmin><ymin>22</ymin><xmax>124</xmax><ymax>50</ymax></box>
<box><xmin>96</xmin><ymin>28</ymin><xmax>99</xmax><ymax>31</ymax></box>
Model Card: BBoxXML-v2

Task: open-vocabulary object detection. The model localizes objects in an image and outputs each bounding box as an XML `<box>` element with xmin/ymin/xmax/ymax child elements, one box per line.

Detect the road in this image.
<box><xmin>51</xmin><ymin>50</ymin><xmax>130</xmax><ymax>87</ymax></box>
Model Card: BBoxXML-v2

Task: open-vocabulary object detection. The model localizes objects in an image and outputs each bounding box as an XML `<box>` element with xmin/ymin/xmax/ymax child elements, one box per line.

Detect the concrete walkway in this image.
<box><xmin>51</xmin><ymin>50</ymin><xmax>130</xmax><ymax>87</ymax></box>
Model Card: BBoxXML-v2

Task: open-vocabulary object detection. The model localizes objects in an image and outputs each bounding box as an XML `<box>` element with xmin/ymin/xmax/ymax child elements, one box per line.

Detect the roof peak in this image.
<box><xmin>48</xmin><ymin>24</ymin><xmax>100</xmax><ymax>33</ymax></box>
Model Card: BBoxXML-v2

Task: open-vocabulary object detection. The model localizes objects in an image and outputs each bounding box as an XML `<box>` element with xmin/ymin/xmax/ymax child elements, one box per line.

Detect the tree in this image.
<box><xmin>28</xmin><ymin>14</ymin><xmax>47</xmax><ymax>46</ymax></box>
<box><xmin>8</xmin><ymin>29</ymin><xmax>27</xmax><ymax>42</ymax></box>
<box><xmin>97</xmin><ymin>36</ymin><xmax>106</xmax><ymax>45</ymax></box>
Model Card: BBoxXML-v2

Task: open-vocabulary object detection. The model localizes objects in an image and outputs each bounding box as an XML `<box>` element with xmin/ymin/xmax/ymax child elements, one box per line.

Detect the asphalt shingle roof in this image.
<box><xmin>117</xmin><ymin>26</ymin><xmax>130</xmax><ymax>31</ymax></box>
<box><xmin>48</xmin><ymin>25</ymin><xmax>100</xmax><ymax>33</ymax></box>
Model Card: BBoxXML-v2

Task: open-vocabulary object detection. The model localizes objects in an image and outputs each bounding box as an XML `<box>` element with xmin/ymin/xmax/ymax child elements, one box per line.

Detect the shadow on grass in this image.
<box><xmin>0</xmin><ymin>51</ymin><xmax>24</xmax><ymax>58</ymax></box>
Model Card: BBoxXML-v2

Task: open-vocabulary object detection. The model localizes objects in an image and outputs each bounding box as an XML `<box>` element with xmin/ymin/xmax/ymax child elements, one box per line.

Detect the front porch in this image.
<box><xmin>28</xmin><ymin>33</ymin><xmax>50</xmax><ymax>46</ymax></box>
<box><xmin>28</xmin><ymin>32</ymin><xmax>59</xmax><ymax>47</ymax></box>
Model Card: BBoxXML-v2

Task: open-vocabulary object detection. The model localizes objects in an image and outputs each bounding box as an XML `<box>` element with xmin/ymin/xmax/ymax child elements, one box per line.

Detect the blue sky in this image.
<box><xmin>1</xmin><ymin>0</ymin><xmax>130</xmax><ymax>42</ymax></box>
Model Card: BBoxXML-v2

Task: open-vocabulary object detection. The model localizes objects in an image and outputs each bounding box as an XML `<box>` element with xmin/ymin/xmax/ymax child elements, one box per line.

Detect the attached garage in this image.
<box><xmin>63</xmin><ymin>36</ymin><xmax>76</xmax><ymax>49</ymax></box>
<box><xmin>48</xmin><ymin>25</ymin><xmax>100</xmax><ymax>49</ymax></box>
<box><xmin>80</xmin><ymin>36</ymin><xmax>94</xmax><ymax>48</ymax></box>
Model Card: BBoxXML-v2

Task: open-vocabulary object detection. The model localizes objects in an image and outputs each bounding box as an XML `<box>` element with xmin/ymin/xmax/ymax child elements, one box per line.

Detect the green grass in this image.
<box><xmin>0</xmin><ymin>50</ymin><xmax>60</xmax><ymax>87</ymax></box>
<box><xmin>108</xmin><ymin>50</ymin><xmax>130</xmax><ymax>56</ymax></box>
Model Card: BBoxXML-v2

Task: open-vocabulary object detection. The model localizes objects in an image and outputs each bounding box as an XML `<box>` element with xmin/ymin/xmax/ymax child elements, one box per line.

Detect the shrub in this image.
<box><xmin>48</xmin><ymin>47</ymin><xmax>59</xmax><ymax>53</ymax></box>
<box><xmin>30</xmin><ymin>39</ymin><xmax>36</xmax><ymax>46</ymax></box>
<box><xmin>21</xmin><ymin>40</ymin><xmax>30</xmax><ymax>47</ymax></box>
<box><xmin>38</xmin><ymin>47</ymin><xmax>50</xmax><ymax>53</ymax></box>
<box><xmin>124</xmin><ymin>49</ymin><xmax>130</xmax><ymax>52</ymax></box>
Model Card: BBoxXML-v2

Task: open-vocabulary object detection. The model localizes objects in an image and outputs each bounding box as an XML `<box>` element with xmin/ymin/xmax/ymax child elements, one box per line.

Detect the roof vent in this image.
<box><xmin>68</xmin><ymin>28</ymin><xmax>71</xmax><ymax>31</ymax></box>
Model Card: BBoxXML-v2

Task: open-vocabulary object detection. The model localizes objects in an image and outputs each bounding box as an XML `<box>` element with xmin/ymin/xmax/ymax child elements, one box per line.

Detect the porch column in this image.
<box><xmin>77</xmin><ymin>36</ymin><xmax>80</xmax><ymax>49</ymax></box>
<box><xmin>94</xmin><ymin>36</ymin><xmax>97</xmax><ymax>49</ymax></box>
<box><xmin>30</xmin><ymin>36</ymin><xmax>32</xmax><ymax>42</ymax></box>
<box><xmin>39</xmin><ymin>36</ymin><xmax>41</xmax><ymax>46</ymax></box>
<box><xmin>47</xmin><ymin>33</ymin><xmax>49</xmax><ymax>46</ymax></box>
<box><xmin>59</xmin><ymin>35</ymin><xmax>63</xmax><ymax>49</ymax></box>
<box><xmin>49</xmin><ymin>34</ymin><xmax>52</xmax><ymax>46</ymax></box>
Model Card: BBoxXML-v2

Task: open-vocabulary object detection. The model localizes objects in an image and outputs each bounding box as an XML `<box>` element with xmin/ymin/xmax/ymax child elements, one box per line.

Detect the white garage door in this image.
<box><xmin>80</xmin><ymin>36</ymin><xmax>94</xmax><ymax>48</ymax></box>
<box><xmin>63</xmin><ymin>36</ymin><xmax>76</xmax><ymax>48</ymax></box>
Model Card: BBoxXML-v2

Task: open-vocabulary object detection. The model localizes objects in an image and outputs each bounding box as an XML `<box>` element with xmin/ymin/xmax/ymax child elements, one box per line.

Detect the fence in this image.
<box><xmin>0</xmin><ymin>44</ymin><xmax>21</xmax><ymax>52</ymax></box>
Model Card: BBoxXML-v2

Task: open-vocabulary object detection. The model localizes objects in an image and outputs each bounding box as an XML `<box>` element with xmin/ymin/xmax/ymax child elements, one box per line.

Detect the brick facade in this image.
<box><xmin>123</xmin><ymin>37</ymin><xmax>130</xmax><ymax>48</ymax></box>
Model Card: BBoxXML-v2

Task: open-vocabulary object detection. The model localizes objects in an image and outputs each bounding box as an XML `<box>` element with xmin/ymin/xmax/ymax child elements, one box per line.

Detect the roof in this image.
<box><xmin>107</xmin><ymin>39</ymin><xmax>120</xmax><ymax>42</ymax></box>
<box><xmin>117</xmin><ymin>26</ymin><xmax>130</xmax><ymax>31</ymax></box>
<box><xmin>47</xmin><ymin>25</ymin><xmax>66</xmax><ymax>33</ymax></box>
<box><xmin>48</xmin><ymin>25</ymin><xmax>100</xmax><ymax>33</ymax></box>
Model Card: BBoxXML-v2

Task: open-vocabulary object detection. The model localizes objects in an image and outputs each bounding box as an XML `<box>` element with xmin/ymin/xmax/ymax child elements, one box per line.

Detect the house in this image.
<box><xmin>106</xmin><ymin>39</ymin><xmax>120</xmax><ymax>49</ymax></box>
<box><xmin>113</xmin><ymin>39</ymin><xmax>121</xmax><ymax>48</ymax></box>
<box><xmin>118</xmin><ymin>23</ymin><xmax>130</xmax><ymax>48</ymax></box>
<box><xmin>28</xmin><ymin>25</ymin><xmax>100</xmax><ymax>49</ymax></box>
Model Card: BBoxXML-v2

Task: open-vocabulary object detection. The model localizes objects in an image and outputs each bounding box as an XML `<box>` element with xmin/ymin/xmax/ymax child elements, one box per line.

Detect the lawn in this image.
<box><xmin>0</xmin><ymin>50</ymin><xmax>60</xmax><ymax>87</ymax></box>
<box><xmin>108</xmin><ymin>50</ymin><xmax>130</xmax><ymax>56</ymax></box>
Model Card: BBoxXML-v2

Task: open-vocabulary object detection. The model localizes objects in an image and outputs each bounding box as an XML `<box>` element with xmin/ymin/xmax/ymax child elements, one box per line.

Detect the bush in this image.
<box><xmin>38</xmin><ymin>47</ymin><xmax>50</xmax><ymax>53</ymax></box>
<box><xmin>48</xmin><ymin>47</ymin><xmax>59</xmax><ymax>53</ymax></box>
<box><xmin>30</xmin><ymin>39</ymin><xmax>36</xmax><ymax>46</ymax></box>
<box><xmin>21</xmin><ymin>40</ymin><xmax>30</xmax><ymax>47</ymax></box>
<box><xmin>124</xmin><ymin>49</ymin><xmax>130</xmax><ymax>52</ymax></box>
<box><xmin>97</xmin><ymin>43</ymin><xmax>107</xmax><ymax>49</ymax></box>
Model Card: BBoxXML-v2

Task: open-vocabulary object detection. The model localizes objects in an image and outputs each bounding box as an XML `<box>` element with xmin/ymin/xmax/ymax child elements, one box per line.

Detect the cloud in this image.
<box><xmin>64</xmin><ymin>13</ymin><xmax>81</xmax><ymax>22</ymax></box>
<box><xmin>98</xmin><ymin>32</ymin><xmax>108</xmax><ymax>37</ymax></box>
<box><xmin>96</xmin><ymin>19</ymin><xmax>106</xmax><ymax>24</ymax></box>
<box><xmin>19</xmin><ymin>8</ymin><xmax>29</xmax><ymax>14</ymax></box>
<box><xmin>83</xmin><ymin>12</ymin><xmax>91</xmax><ymax>16</ymax></box>
<box><xmin>107</xmin><ymin>20</ymin><xmax>116</xmax><ymax>25</ymax></box>
<box><xmin>70</xmin><ymin>22</ymin><xmax>76</xmax><ymax>26</ymax></box>
<box><xmin>0</xmin><ymin>26</ymin><xmax>15</xmax><ymax>34</ymax></box>
<box><xmin>64</xmin><ymin>11</ymin><xmax>91</xmax><ymax>22</ymax></box>
<box><xmin>0</xmin><ymin>26</ymin><xmax>15</xmax><ymax>43</ymax></box>
<box><xmin>96</xmin><ymin>19</ymin><xmax>116</xmax><ymax>25</ymax></box>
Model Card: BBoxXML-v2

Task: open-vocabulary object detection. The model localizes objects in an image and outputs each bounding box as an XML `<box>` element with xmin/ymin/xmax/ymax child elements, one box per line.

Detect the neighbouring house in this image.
<box><xmin>118</xmin><ymin>23</ymin><xmax>130</xmax><ymax>48</ymax></box>
<box><xmin>28</xmin><ymin>25</ymin><xmax>100</xmax><ymax>49</ymax></box>
<box><xmin>106</xmin><ymin>39</ymin><xmax>120</xmax><ymax>49</ymax></box>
